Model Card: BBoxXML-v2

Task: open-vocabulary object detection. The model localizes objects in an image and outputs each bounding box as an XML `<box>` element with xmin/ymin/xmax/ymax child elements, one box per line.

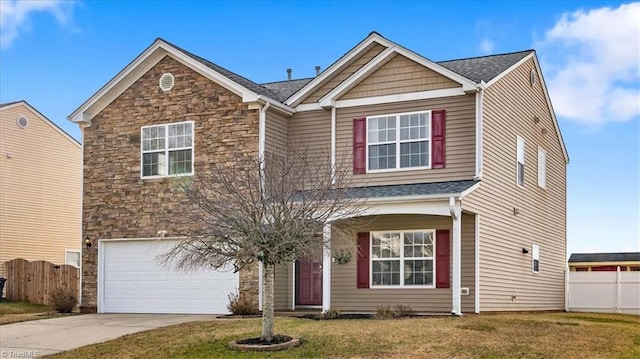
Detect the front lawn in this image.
<box><xmin>46</xmin><ymin>312</ymin><xmax>640</xmax><ymax>358</ymax></box>
<box><xmin>0</xmin><ymin>300</ymin><xmax>54</xmax><ymax>325</ymax></box>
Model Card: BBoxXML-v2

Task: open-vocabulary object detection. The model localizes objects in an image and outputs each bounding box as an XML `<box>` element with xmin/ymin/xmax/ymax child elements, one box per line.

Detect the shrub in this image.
<box><xmin>374</xmin><ymin>305</ymin><xmax>395</xmax><ymax>319</ymax></box>
<box><xmin>50</xmin><ymin>287</ymin><xmax>77</xmax><ymax>313</ymax></box>
<box><xmin>322</xmin><ymin>307</ymin><xmax>341</xmax><ymax>319</ymax></box>
<box><xmin>394</xmin><ymin>305</ymin><xmax>415</xmax><ymax>317</ymax></box>
<box><xmin>227</xmin><ymin>291</ymin><xmax>259</xmax><ymax>315</ymax></box>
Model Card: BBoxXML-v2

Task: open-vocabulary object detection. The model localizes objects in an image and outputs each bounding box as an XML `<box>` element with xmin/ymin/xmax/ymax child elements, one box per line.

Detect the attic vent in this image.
<box><xmin>16</xmin><ymin>115</ymin><xmax>28</xmax><ymax>128</ymax></box>
<box><xmin>159</xmin><ymin>73</ymin><xmax>175</xmax><ymax>91</ymax></box>
<box><xmin>530</xmin><ymin>69</ymin><xmax>537</xmax><ymax>86</ymax></box>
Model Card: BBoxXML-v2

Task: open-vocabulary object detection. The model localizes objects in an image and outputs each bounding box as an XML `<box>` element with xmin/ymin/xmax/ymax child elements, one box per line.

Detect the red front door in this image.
<box><xmin>296</xmin><ymin>259</ymin><xmax>322</xmax><ymax>305</ymax></box>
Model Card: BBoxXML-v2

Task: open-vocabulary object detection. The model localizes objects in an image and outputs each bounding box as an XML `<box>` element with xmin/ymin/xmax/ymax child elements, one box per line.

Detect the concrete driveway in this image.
<box><xmin>0</xmin><ymin>313</ymin><xmax>219</xmax><ymax>357</ymax></box>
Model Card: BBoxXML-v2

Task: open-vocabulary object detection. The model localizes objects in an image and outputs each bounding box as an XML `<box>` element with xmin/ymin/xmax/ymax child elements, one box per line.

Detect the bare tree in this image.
<box><xmin>162</xmin><ymin>148</ymin><xmax>365</xmax><ymax>342</ymax></box>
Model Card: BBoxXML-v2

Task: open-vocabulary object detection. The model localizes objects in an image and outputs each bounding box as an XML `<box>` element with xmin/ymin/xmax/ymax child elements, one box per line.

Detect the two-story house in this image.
<box><xmin>69</xmin><ymin>32</ymin><xmax>568</xmax><ymax>315</ymax></box>
<box><xmin>1</xmin><ymin>101</ymin><xmax>81</xmax><ymax>283</ymax></box>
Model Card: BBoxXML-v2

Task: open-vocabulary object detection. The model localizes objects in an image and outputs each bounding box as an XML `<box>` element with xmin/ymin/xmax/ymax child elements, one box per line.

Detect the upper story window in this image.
<box><xmin>371</xmin><ymin>230</ymin><xmax>435</xmax><ymax>287</ymax></box>
<box><xmin>367</xmin><ymin>111</ymin><xmax>431</xmax><ymax>171</ymax></box>
<box><xmin>537</xmin><ymin>147</ymin><xmax>546</xmax><ymax>189</ymax></box>
<box><xmin>516</xmin><ymin>135</ymin><xmax>525</xmax><ymax>187</ymax></box>
<box><xmin>141</xmin><ymin>121</ymin><xmax>194</xmax><ymax>178</ymax></box>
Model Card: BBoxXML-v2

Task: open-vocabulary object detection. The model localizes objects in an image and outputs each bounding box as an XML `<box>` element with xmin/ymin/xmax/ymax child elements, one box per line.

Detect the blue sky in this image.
<box><xmin>1</xmin><ymin>1</ymin><xmax>638</xmax><ymax>255</ymax></box>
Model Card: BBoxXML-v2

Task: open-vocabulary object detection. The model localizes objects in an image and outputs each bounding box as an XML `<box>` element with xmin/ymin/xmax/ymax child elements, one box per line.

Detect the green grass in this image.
<box><xmin>45</xmin><ymin>312</ymin><xmax>640</xmax><ymax>359</ymax></box>
<box><xmin>0</xmin><ymin>300</ymin><xmax>54</xmax><ymax>325</ymax></box>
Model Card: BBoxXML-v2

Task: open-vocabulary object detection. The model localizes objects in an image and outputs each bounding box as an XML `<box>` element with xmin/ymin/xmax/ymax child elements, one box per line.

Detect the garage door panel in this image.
<box><xmin>101</xmin><ymin>239</ymin><xmax>239</xmax><ymax>314</ymax></box>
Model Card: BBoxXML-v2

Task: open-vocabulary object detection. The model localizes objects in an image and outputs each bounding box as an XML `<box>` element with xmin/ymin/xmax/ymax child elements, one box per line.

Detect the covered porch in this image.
<box><xmin>271</xmin><ymin>180</ymin><xmax>480</xmax><ymax>315</ymax></box>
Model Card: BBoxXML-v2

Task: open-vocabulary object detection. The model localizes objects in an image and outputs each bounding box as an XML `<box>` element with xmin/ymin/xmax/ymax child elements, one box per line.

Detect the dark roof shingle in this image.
<box><xmin>347</xmin><ymin>180</ymin><xmax>479</xmax><ymax>199</ymax></box>
<box><xmin>437</xmin><ymin>50</ymin><xmax>534</xmax><ymax>83</ymax></box>
<box><xmin>261</xmin><ymin>78</ymin><xmax>314</xmax><ymax>102</ymax></box>
<box><xmin>568</xmin><ymin>252</ymin><xmax>640</xmax><ymax>263</ymax></box>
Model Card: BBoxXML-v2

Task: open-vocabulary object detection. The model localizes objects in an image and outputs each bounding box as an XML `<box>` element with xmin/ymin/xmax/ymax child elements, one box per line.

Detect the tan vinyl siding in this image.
<box><xmin>265</xmin><ymin>109</ymin><xmax>288</xmax><ymax>156</ymax></box>
<box><xmin>289</xmin><ymin>109</ymin><xmax>331</xmax><ymax>155</ymax></box>
<box><xmin>341</xmin><ymin>54</ymin><xmax>460</xmax><ymax>100</ymax></box>
<box><xmin>0</xmin><ymin>104</ymin><xmax>81</xmax><ymax>277</ymax></box>
<box><xmin>463</xmin><ymin>57</ymin><xmax>567</xmax><ymax>311</ymax></box>
<box><xmin>302</xmin><ymin>43</ymin><xmax>386</xmax><ymax>104</ymax></box>
<box><xmin>331</xmin><ymin>214</ymin><xmax>475</xmax><ymax>313</ymax></box>
<box><xmin>274</xmin><ymin>262</ymin><xmax>292</xmax><ymax>310</ymax></box>
<box><xmin>335</xmin><ymin>95</ymin><xmax>476</xmax><ymax>186</ymax></box>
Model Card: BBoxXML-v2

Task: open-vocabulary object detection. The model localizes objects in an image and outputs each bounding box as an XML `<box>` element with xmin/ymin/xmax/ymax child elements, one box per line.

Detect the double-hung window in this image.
<box><xmin>371</xmin><ymin>230</ymin><xmax>435</xmax><ymax>287</ymax></box>
<box><xmin>141</xmin><ymin>121</ymin><xmax>194</xmax><ymax>178</ymax></box>
<box><xmin>532</xmin><ymin>244</ymin><xmax>540</xmax><ymax>273</ymax></box>
<box><xmin>367</xmin><ymin>111</ymin><xmax>430</xmax><ymax>171</ymax></box>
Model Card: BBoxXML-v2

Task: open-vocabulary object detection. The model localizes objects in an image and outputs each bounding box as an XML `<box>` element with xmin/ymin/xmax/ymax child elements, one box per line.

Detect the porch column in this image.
<box><xmin>322</xmin><ymin>223</ymin><xmax>332</xmax><ymax>312</ymax></box>
<box><xmin>449</xmin><ymin>197</ymin><xmax>462</xmax><ymax>315</ymax></box>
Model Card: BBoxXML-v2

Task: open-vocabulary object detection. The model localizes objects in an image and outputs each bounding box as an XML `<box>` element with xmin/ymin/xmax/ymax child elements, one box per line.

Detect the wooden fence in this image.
<box><xmin>566</xmin><ymin>268</ymin><xmax>640</xmax><ymax>315</ymax></box>
<box><xmin>3</xmin><ymin>258</ymin><xmax>79</xmax><ymax>305</ymax></box>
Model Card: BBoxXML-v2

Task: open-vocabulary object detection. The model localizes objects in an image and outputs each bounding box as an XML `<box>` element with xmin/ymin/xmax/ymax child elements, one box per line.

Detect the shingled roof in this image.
<box><xmin>162</xmin><ymin>37</ymin><xmax>534</xmax><ymax>104</ymax></box>
<box><xmin>437</xmin><ymin>50</ymin><xmax>534</xmax><ymax>83</ymax></box>
<box><xmin>261</xmin><ymin>78</ymin><xmax>314</xmax><ymax>102</ymax></box>
<box><xmin>569</xmin><ymin>252</ymin><xmax>640</xmax><ymax>263</ymax></box>
<box><xmin>163</xmin><ymin>38</ymin><xmax>281</xmax><ymax>101</ymax></box>
<box><xmin>346</xmin><ymin>180</ymin><xmax>479</xmax><ymax>199</ymax></box>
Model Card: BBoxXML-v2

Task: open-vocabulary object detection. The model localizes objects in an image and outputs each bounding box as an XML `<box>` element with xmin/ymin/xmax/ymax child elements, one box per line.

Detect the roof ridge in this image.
<box><xmin>260</xmin><ymin>77</ymin><xmax>315</xmax><ymax>85</ymax></box>
<box><xmin>437</xmin><ymin>49</ymin><xmax>535</xmax><ymax>63</ymax></box>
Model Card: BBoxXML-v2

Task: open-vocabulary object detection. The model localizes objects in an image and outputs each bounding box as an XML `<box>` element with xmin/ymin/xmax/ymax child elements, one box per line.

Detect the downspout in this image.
<box><xmin>449</xmin><ymin>196</ymin><xmax>462</xmax><ymax>316</ymax></box>
<box><xmin>331</xmin><ymin>106</ymin><xmax>336</xmax><ymax>184</ymax></box>
<box><xmin>474</xmin><ymin>81</ymin><xmax>486</xmax><ymax>180</ymax></box>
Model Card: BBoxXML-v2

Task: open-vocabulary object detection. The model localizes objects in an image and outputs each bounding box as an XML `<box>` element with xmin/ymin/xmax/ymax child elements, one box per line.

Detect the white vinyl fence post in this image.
<box><xmin>565</xmin><ymin>266</ymin><xmax>569</xmax><ymax>312</ymax></box>
<box><xmin>615</xmin><ymin>266</ymin><xmax>621</xmax><ymax>314</ymax></box>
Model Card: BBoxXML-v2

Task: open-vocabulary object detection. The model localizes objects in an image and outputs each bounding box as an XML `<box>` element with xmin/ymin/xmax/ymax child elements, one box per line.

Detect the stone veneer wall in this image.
<box><xmin>81</xmin><ymin>55</ymin><xmax>260</xmax><ymax>313</ymax></box>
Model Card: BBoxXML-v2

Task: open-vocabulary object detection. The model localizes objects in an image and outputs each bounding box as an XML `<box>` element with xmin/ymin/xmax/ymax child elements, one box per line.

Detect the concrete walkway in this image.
<box><xmin>0</xmin><ymin>313</ymin><xmax>219</xmax><ymax>357</ymax></box>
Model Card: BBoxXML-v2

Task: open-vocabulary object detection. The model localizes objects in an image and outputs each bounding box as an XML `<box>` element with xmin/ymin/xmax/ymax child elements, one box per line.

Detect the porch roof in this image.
<box><xmin>346</xmin><ymin>180</ymin><xmax>479</xmax><ymax>199</ymax></box>
<box><xmin>569</xmin><ymin>252</ymin><xmax>640</xmax><ymax>263</ymax></box>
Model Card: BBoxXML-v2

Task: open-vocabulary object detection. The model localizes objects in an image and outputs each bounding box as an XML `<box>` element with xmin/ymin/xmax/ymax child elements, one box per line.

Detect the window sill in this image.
<box><xmin>366</xmin><ymin>166</ymin><xmax>432</xmax><ymax>174</ymax></box>
<box><xmin>141</xmin><ymin>173</ymin><xmax>194</xmax><ymax>180</ymax></box>
<box><xmin>369</xmin><ymin>285</ymin><xmax>436</xmax><ymax>289</ymax></box>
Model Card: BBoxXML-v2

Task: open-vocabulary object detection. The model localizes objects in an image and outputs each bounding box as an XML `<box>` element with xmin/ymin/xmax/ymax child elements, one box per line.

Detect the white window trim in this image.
<box><xmin>516</xmin><ymin>135</ymin><xmax>525</xmax><ymax>187</ymax></box>
<box><xmin>369</xmin><ymin>229</ymin><xmax>436</xmax><ymax>289</ymax></box>
<box><xmin>65</xmin><ymin>249</ymin><xmax>81</xmax><ymax>268</ymax></box>
<box><xmin>140</xmin><ymin>121</ymin><xmax>195</xmax><ymax>179</ymax></box>
<box><xmin>531</xmin><ymin>244</ymin><xmax>540</xmax><ymax>274</ymax></box>
<box><xmin>366</xmin><ymin>110</ymin><xmax>432</xmax><ymax>173</ymax></box>
<box><xmin>537</xmin><ymin>147</ymin><xmax>546</xmax><ymax>189</ymax></box>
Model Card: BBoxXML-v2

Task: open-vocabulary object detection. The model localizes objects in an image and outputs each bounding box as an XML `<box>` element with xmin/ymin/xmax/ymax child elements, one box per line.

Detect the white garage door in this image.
<box><xmin>100</xmin><ymin>239</ymin><xmax>239</xmax><ymax>314</ymax></box>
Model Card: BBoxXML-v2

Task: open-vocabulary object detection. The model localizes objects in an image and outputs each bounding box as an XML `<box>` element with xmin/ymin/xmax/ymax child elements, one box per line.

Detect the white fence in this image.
<box><xmin>566</xmin><ymin>268</ymin><xmax>640</xmax><ymax>315</ymax></box>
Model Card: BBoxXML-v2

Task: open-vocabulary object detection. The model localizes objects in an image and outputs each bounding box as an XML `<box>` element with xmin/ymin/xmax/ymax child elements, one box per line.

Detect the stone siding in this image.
<box><xmin>81</xmin><ymin>55</ymin><xmax>259</xmax><ymax>312</ymax></box>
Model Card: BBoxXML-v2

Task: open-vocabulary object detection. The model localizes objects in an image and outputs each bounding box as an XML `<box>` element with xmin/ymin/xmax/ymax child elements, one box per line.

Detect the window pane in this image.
<box><xmin>404</xmin><ymin>260</ymin><xmax>433</xmax><ymax>286</ymax></box>
<box><xmin>143</xmin><ymin>152</ymin><xmax>160</xmax><ymax>176</ymax></box>
<box><xmin>169</xmin><ymin>149</ymin><xmax>192</xmax><ymax>175</ymax></box>
<box><xmin>369</xmin><ymin>144</ymin><xmax>396</xmax><ymax>170</ymax></box>
<box><xmin>372</xmin><ymin>259</ymin><xmax>401</xmax><ymax>285</ymax></box>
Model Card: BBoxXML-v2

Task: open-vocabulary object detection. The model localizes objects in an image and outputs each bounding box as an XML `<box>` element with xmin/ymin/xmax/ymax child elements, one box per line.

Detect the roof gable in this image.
<box><xmin>288</xmin><ymin>32</ymin><xmax>479</xmax><ymax>107</ymax></box>
<box><xmin>68</xmin><ymin>38</ymin><xmax>292</xmax><ymax>123</ymax></box>
<box><xmin>1</xmin><ymin>100</ymin><xmax>80</xmax><ymax>147</ymax></box>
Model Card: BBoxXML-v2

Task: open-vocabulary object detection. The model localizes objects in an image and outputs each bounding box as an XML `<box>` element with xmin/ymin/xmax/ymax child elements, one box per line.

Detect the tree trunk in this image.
<box><xmin>261</xmin><ymin>262</ymin><xmax>275</xmax><ymax>342</ymax></box>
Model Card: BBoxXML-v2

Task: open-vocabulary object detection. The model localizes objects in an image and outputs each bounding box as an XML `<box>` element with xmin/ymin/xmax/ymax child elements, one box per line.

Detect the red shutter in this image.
<box><xmin>436</xmin><ymin>230</ymin><xmax>450</xmax><ymax>288</ymax></box>
<box><xmin>356</xmin><ymin>232</ymin><xmax>370</xmax><ymax>288</ymax></box>
<box><xmin>431</xmin><ymin>110</ymin><xmax>446</xmax><ymax>169</ymax></box>
<box><xmin>353</xmin><ymin>118</ymin><xmax>366</xmax><ymax>174</ymax></box>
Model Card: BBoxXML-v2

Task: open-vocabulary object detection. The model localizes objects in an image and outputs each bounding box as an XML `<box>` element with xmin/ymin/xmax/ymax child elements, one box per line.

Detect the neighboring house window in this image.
<box><xmin>532</xmin><ymin>244</ymin><xmax>540</xmax><ymax>273</ymax></box>
<box><xmin>141</xmin><ymin>121</ymin><xmax>194</xmax><ymax>178</ymax></box>
<box><xmin>516</xmin><ymin>136</ymin><xmax>525</xmax><ymax>186</ymax></box>
<box><xmin>370</xmin><ymin>230</ymin><xmax>435</xmax><ymax>287</ymax></box>
<box><xmin>538</xmin><ymin>147</ymin><xmax>546</xmax><ymax>188</ymax></box>
<box><xmin>367</xmin><ymin>111</ymin><xmax>430</xmax><ymax>171</ymax></box>
<box><xmin>65</xmin><ymin>250</ymin><xmax>80</xmax><ymax>268</ymax></box>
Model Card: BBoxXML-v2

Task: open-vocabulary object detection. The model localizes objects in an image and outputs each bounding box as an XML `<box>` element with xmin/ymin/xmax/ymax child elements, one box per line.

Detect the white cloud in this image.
<box><xmin>0</xmin><ymin>0</ymin><xmax>75</xmax><ymax>49</ymax></box>
<box><xmin>479</xmin><ymin>39</ymin><xmax>495</xmax><ymax>54</ymax></box>
<box><xmin>538</xmin><ymin>2</ymin><xmax>640</xmax><ymax>127</ymax></box>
